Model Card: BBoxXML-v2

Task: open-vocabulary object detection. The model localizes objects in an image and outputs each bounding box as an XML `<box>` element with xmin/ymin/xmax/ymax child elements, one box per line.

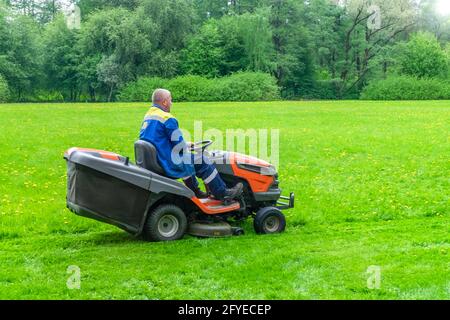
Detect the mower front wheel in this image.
<box><xmin>254</xmin><ymin>207</ymin><xmax>286</xmax><ymax>235</ymax></box>
<box><xmin>142</xmin><ymin>204</ymin><xmax>187</xmax><ymax>242</ymax></box>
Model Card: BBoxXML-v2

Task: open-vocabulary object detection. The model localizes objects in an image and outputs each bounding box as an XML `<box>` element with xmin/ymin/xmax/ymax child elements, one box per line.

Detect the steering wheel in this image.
<box><xmin>190</xmin><ymin>140</ymin><xmax>213</xmax><ymax>152</ymax></box>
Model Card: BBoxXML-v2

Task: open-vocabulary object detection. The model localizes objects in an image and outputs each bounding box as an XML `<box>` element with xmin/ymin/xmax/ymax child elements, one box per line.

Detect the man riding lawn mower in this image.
<box><xmin>64</xmin><ymin>89</ymin><xmax>294</xmax><ymax>242</ymax></box>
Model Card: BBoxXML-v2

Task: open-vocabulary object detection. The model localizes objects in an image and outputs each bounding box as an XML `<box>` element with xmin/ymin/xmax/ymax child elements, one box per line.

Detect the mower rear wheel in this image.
<box><xmin>254</xmin><ymin>207</ymin><xmax>286</xmax><ymax>235</ymax></box>
<box><xmin>143</xmin><ymin>204</ymin><xmax>187</xmax><ymax>242</ymax></box>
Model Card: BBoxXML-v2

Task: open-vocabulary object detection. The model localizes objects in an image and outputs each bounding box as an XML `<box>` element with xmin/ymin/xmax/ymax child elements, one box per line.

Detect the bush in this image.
<box><xmin>361</xmin><ymin>76</ymin><xmax>450</xmax><ymax>100</ymax></box>
<box><xmin>117</xmin><ymin>77</ymin><xmax>168</xmax><ymax>102</ymax></box>
<box><xmin>118</xmin><ymin>72</ymin><xmax>280</xmax><ymax>102</ymax></box>
<box><xmin>399</xmin><ymin>32</ymin><xmax>448</xmax><ymax>79</ymax></box>
<box><xmin>31</xmin><ymin>90</ymin><xmax>65</xmax><ymax>102</ymax></box>
<box><xmin>166</xmin><ymin>75</ymin><xmax>211</xmax><ymax>102</ymax></box>
<box><xmin>215</xmin><ymin>72</ymin><xmax>280</xmax><ymax>101</ymax></box>
<box><xmin>0</xmin><ymin>75</ymin><xmax>10</xmax><ymax>103</ymax></box>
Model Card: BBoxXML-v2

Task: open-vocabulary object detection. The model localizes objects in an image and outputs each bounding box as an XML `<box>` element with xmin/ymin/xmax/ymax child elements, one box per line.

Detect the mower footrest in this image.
<box><xmin>191</xmin><ymin>197</ymin><xmax>240</xmax><ymax>215</ymax></box>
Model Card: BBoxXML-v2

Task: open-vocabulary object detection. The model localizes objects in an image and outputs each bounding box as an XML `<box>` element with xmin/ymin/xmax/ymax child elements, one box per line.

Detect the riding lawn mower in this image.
<box><xmin>64</xmin><ymin>140</ymin><xmax>294</xmax><ymax>242</ymax></box>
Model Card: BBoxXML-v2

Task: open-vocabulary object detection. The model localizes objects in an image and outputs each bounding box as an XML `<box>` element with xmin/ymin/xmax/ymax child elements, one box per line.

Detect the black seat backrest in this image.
<box><xmin>134</xmin><ymin>140</ymin><xmax>165</xmax><ymax>176</ymax></box>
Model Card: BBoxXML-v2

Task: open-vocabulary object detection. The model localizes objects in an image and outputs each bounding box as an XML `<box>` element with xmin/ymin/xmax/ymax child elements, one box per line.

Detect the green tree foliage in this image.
<box><xmin>6</xmin><ymin>0</ymin><xmax>68</xmax><ymax>24</ymax></box>
<box><xmin>0</xmin><ymin>6</ymin><xmax>42</xmax><ymax>100</ymax></box>
<box><xmin>76</xmin><ymin>0</ymin><xmax>139</xmax><ymax>17</ymax></box>
<box><xmin>269</xmin><ymin>0</ymin><xmax>314</xmax><ymax>98</ymax></box>
<box><xmin>238</xmin><ymin>8</ymin><xmax>274</xmax><ymax>73</ymax></box>
<box><xmin>399</xmin><ymin>32</ymin><xmax>448</xmax><ymax>78</ymax></box>
<box><xmin>41</xmin><ymin>15</ymin><xmax>80</xmax><ymax>101</ymax></box>
<box><xmin>186</xmin><ymin>12</ymin><xmax>281</xmax><ymax>78</ymax></box>
<box><xmin>137</xmin><ymin>0</ymin><xmax>195</xmax><ymax>52</ymax></box>
<box><xmin>182</xmin><ymin>20</ymin><xmax>225</xmax><ymax>77</ymax></box>
<box><xmin>445</xmin><ymin>43</ymin><xmax>450</xmax><ymax>78</ymax></box>
<box><xmin>193</xmin><ymin>0</ymin><xmax>229</xmax><ymax>21</ymax></box>
<box><xmin>1</xmin><ymin>0</ymin><xmax>449</xmax><ymax>102</ymax></box>
<box><xmin>136</xmin><ymin>0</ymin><xmax>196</xmax><ymax>78</ymax></box>
<box><xmin>0</xmin><ymin>74</ymin><xmax>10</xmax><ymax>102</ymax></box>
<box><xmin>183</xmin><ymin>11</ymin><xmax>274</xmax><ymax>77</ymax></box>
<box><xmin>77</xmin><ymin>7</ymin><xmax>155</xmax><ymax>100</ymax></box>
<box><xmin>194</xmin><ymin>0</ymin><xmax>270</xmax><ymax>20</ymax></box>
<box><xmin>216</xmin><ymin>16</ymin><xmax>247</xmax><ymax>75</ymax></box>
<box><xmin>96</xmin><ymin>55</ymin><xmax>122</xmax><ymax>102</ymax></box>
<box><xmin>303</xmin><ymin>0</ymin><xmax>345</xmax><ymax>80</ymax></box>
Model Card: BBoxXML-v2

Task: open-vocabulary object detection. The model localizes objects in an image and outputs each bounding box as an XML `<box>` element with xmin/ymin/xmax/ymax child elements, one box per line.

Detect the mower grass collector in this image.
<box><xmin>64</xmin><ymin>140</ymin><xmax>294</xmax><ymax>242</ymax></box>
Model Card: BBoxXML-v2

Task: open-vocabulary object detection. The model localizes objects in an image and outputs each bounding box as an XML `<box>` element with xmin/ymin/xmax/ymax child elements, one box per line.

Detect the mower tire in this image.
<box><xmin>254</xmin><ymin>207</ymin><xmax>286</xmax><ymax>235</ymax></box>
<box><xmin>143</xmin><ymin>204</ymin><xmax>187</xmax><ymax>242</ymax></box>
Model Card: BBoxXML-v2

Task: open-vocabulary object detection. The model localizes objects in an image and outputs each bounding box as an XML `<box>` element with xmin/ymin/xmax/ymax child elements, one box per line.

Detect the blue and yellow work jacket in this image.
<box><xmin>139</xmin><ymin>104</ymin><xmax>195</xmax><ymax>179</ymax></box>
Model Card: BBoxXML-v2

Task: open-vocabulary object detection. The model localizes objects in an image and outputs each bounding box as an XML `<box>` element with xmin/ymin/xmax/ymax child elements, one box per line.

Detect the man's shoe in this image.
<box><xmin>223</xmin><ymin>183</ymin><xmax>244</xmax><ymax>201</ymax></box>
<box><xmin>195</xmin><ymin>189</ymin><xmax>209</xmax><ymax>199</ymax></box>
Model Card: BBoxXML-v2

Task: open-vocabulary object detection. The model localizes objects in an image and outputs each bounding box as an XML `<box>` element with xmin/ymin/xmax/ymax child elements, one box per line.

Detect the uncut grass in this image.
<box><xmin>0</xmin><ymin>101</ymin><xmax>449</xmax><ymax>299</ymax></box>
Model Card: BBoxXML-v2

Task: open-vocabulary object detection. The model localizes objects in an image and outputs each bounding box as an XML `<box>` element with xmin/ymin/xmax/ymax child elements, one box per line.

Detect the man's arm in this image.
<box><xmin>164</xmin><ymin>118</ymin><xmax>189</xmax><ymax>150</ymax></box>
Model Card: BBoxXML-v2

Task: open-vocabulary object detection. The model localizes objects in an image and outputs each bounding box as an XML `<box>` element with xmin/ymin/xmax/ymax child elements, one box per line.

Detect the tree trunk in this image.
<box><xmin>89</xmin><ymin>86</ymin><xmax>96</xmax><ymax>102</ymax></box>
<box><xmin>52</xmin><ymin>0</ymin><xmax>56</xmax><ymax>21</ymax></box>
<box><xmin>108</xmin><ymin>85</ymin><xmax>114</xmax><ymax>102</ymax></box>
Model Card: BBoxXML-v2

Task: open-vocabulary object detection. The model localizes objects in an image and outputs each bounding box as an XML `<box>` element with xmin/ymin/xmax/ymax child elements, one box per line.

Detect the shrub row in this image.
<box><xmin>118</xmin><ymin>72</ymin><xmax>281</xmax><ymax>102</ymax></box>
<box><xmin>361</xmin><ymin>76</ymin><xmax>450</xmax><ymax>100</ymax></box>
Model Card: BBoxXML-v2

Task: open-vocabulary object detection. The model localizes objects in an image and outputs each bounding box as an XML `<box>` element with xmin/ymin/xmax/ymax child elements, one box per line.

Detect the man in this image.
<box><xmin>139</xmin><ymin>89</ymin><xmax>243</xmax><ymax>201</ymax></box>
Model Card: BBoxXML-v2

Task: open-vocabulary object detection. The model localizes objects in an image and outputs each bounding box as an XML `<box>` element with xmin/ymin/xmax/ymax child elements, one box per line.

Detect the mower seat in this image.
<box><xmin>134</xmin><ymin>140</ymin><xmax>166</xmax><ymax>176</ymax></box>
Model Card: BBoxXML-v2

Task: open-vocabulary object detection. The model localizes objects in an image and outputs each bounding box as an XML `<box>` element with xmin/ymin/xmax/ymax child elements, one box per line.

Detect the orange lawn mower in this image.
<box><xmin>64</xmin><ymin>140</ymin><xmax>294</xmax><ymax>241</ymax></box>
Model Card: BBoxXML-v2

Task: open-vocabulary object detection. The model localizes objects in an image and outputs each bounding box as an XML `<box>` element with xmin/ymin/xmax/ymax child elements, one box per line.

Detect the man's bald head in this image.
<box><xmin>152</xmin><ymin>88</ymin><xmax>172</xmax><ymax>112</ymax></box>
<box><xmin>152</xmin><ymin>89</ymin><xmax>171</xmax><ymax>103</ymax></box>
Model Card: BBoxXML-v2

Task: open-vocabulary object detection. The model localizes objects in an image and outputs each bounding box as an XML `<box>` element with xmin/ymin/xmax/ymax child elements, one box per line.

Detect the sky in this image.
<box><xmin>435</xmin><ymin>0</ymin><xmax>450</xmax><ymax>16</ymax></box>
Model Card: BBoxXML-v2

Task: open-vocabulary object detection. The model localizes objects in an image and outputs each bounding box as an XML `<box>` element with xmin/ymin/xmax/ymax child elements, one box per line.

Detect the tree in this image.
<box><xmin>399</xmin><ymin>32</ymin><xmax>448</xmax><ymax>78</ymax></box>
<box><xmin>193</xmin><ymin>0</ymin><xmax>229</xmax><ymax>21</ymax></box>
<box><xmin>0</xmin><ymin>7</ymin><xmax>42</xmax><ymax>100</ymax></box>
<box><xmin>238</xmin><ymin>9</ymin><xmax>275</xmax><ymax>73</ymax></box>
<box><xmin>182</xmin><ymin>20</ymin><xmax>225</xmax><ymax>77</ymax></box>
<box><xmin>0</xmin><ymin>74</ymin><xmax>10</xmax><ymax>102</ymax></box>
<box><xmin>418</xmin><ymin>0</ymin><xmax>450</xmax><ymax>43</ymax></box>
<box><xmin>136</xmin><ymin>0</ymin><xmax>196</xmax><ymax>78</ymax></box>
<box><xmin>6</xmin><ymin>0</ymin><xmax>71</xmax><ymax>24</ymax></box>
<box><xmin>183</xmin><ymin>11</ymin><xmax>274</xmax><ymax>78</ymax></box>
<box><xmin>303</xmin><ymin>0</ymin><xmax>345</xmax><ymax>80</ymax></box>
<box><xmin>77</xmin><ymin>54</ymin><xmax>101</xmax><ymax>101</ymax></box>
<box><xmin>77</xmin><ymin>7</ymin><xmax>155</xmax><ymax>100</ymax></box>
<box><xmin>269</xmin><ymin>0</ymin><xmax>314</xmax><ymax>98</ymax></box>
<box><xmin>445</xmin><ymin>43</ymin><xmax>450</xmax><ymax>78</ymax></box>
<box><xmin>216</xmin><ymin>15</ymin><xmax>247</xmax><ymax>75</ymax></box>
<box><xmin>42</xmin><ymin>15</ymin><xmax>80</xmax><ymax>101</ymax></box>
<box><xmin>97</xmin><ymin>55</ymin><xmax>122</xmax><ymax>102</ymax></box>
<box><xmin>1</xmin><ymin>0</ymin><xmax>448</xmax><ymax>102</ymax></box>
<box><xmin>137</xmin><ymin>0</ymin><xmax>195</xmax><ymax>52</ymax></box>
<box><xmin>76</xmin><ymin>0</ymin><xmax>139</xmax><ymax>18</ymax></box>
<box><xmin>331</xmin><ymin>0</ymin><xmax>418</xmax><ymax>96</ymax></box>
<box><xmin>193</xmin><ymin>0</ymin><xmax>270</xmax><ymax>21</ymax></box>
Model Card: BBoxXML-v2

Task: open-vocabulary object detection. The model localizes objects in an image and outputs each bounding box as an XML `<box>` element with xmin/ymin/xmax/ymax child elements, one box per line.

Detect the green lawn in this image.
<box><xmin>0</xmin><ymin>101</ymin><xmax>448</xmax><ymax>300</ymax></box>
